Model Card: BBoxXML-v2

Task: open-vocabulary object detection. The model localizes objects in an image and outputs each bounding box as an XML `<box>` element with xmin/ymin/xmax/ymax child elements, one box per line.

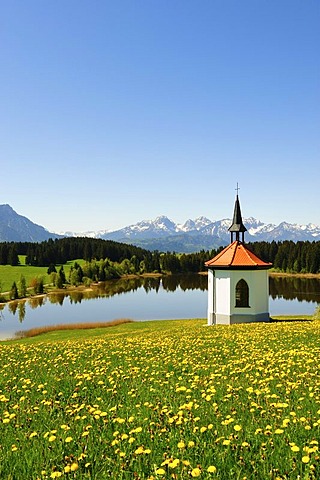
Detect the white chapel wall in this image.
<box><xmin>215</xmin><ymin>271</ymin><xmax>230</xmax><ymax>315</ymax></box>
<box><xmin>229</xmin><ymin>269</ymin><xmax>269</xmax><ymax>315</ymax></box>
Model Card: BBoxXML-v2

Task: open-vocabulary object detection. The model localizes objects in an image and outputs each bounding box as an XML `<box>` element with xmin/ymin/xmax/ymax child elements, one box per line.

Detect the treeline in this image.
<box><xmin>0</xmin><ymin>237</ymin><xmax>320</xmax><ymax>275</ymax></box>
<box><xmin>247</xmin><ymin>240</ymin><xmax>320</xmax><ymax>274</ymax></box>
<box><xmin>0</xmin><ymin>237</ymin><xmax>215</xmax><ymax>274</ymax></box>
<box><xmin>0</xmin><ymin>238</ymin><xmax>156</xmax><ymax>268</ymax></box>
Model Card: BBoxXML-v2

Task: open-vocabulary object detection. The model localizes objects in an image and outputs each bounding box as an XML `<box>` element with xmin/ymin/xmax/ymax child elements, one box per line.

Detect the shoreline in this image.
<box><xmin>0</xmin><ymin>273</ymin><xmax>164</xmax><ymax>307</ymax></box>
<box><xmin>1</xmin><ymin>270</ymin><xmax>320</xmax><ymax>308</ymax></box>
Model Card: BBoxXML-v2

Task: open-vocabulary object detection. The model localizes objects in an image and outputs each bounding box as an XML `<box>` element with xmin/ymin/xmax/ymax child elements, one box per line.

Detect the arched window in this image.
<box><xmin>235</xmin><ymin>279</ymin><xmax>249</xmax><ymax>307</ymax></box>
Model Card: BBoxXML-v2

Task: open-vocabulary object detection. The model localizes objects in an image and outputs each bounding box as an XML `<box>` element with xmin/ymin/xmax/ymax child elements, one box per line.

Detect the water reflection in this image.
<box><xmin>49</xmin><ymin>292</ymin><xmax>65</xmax><ymax>306</ymax></box>
<box><xmin>269</xmin><ymin>276</ymin><xmax>320</xmax><ymax>303</ymax></box>
<box><xmin>8</xmin><ymin>300</ymin><xmax>19</xmax><ymax>316</ymax></box>
<box><xmin>2</xmin><ymin>274</ymin><xmax>320</xmax><ymax>325</ymax></box>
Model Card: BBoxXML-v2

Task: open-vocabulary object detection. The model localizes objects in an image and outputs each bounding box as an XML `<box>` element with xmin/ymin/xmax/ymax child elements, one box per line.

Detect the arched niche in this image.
<box><xmin>235</xmin><ymin>279</ymin><xmax>249</xmax><ymax>307</ymax></box>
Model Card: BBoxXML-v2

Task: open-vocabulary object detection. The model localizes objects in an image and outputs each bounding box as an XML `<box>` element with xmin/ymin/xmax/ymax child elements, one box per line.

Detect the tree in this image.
<box><xmin>10</xmin><ymin>281</ymin><xmax>19</xmax><ymax>300</ymax></box>
<box><xmin>30</xmin><ymin>277</ymin><xmax>44</xmax><ymax>295</ymax></box>
<box><xmin>55</xmin><ymin>274</ymin><xmax>64</xmax><ymax>289</ymax></box>
<box><xmin>59</xmin><ymin>266</ymin><xmax>66</xmax><ymax>285</ymax></box>
<box><xmin>47</xmin><ymin>263</ymin><xmax>57</xmax><ymax>275</ymax></box>
<box><xmin>8</xmin><ymin>244</ymin><xmax>19</xmax><ymax>266</ymax></box>
<box><xmin>19</xmin><ymin>275</ymin><xmax>27</xmax><ymax>298</ymax></box>
<box><xmin>70</xmin><ymin>268</ymin><xmax>82</xmax><ymax>286</ymax></box>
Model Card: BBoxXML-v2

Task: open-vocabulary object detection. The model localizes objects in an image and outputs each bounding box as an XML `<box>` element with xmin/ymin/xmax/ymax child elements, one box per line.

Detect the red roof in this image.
<box><xmin>205</xmin><ymin>241</ymin><xmax>272</xmax><ymax>269</ymax></box>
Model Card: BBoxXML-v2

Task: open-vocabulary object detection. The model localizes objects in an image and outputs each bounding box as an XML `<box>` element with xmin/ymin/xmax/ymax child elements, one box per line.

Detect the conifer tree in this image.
<box><xmin>19</xmin><ymin>275</ymin><xmax>27</xmax><ymax>298</ymax></box>
<box><xmin>10</xmin><ymin>281</ymin><xmax>19</xmax><ymax>300</ymax></box>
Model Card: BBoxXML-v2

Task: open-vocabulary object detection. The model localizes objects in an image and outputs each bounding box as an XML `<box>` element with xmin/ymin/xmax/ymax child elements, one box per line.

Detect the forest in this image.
<box><xmin>0</xmin><ymin>237</ymin><xmax>320</xmax><ymax>278</ymax></box>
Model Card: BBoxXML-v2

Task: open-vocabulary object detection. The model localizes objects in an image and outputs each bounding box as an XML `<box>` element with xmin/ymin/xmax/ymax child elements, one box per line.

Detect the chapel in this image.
<box><xmin>205</xmin><ymin>192</ymin><xmax>272</xmax><ymax>325</ymax></box>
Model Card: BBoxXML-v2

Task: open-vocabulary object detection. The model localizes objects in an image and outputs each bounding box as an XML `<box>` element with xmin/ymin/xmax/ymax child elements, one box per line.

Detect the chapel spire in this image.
<box><xmin>228</xmin><ymin>184</ymin><xmax>247</xmax><ymax>243</ymax></box>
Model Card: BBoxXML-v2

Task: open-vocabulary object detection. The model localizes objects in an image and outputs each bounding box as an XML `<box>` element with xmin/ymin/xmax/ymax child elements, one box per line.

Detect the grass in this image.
<box><xmin>0</xmin><ymin>318</ymin><xmax>319</xmax><ymax>479</ymax></box>
<box><xmin>0</xmin><ymin>258</ymin><xmax>85</xmax><ymax>294</ymax></box>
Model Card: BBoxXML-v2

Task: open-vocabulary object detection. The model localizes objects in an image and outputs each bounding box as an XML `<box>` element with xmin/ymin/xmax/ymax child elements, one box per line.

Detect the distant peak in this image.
<box><xmin>155</xmin><ymin>215</ymin><xmax>171</xmax><ymax>221</ymax></box>
<box><xmin>0</xmin><ymin>203</ymin><xmax>15</xmax><ymax>210</ymax></box>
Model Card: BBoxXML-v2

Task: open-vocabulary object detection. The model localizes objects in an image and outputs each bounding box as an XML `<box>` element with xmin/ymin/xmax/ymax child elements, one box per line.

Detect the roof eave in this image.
<box><xmin>206</xmin><ymin>264</ymin><xmax>272</xmax><ymax>270</ymax></box>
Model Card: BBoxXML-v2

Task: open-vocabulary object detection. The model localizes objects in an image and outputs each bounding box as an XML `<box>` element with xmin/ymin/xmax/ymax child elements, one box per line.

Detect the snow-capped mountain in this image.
<box><xmin>2</xmin><ymin>203</ymin><xmax>320</xmax><ymax>253</ymax></box>
<box><xmin>178</xmin><ymin>216</ymin><xmax>213</xmax><ymax>232</ymax></box>
<box><xmin>92</xmin><ymin>215</ymin><xmax>320</xmax><ymax>252</ymax></box>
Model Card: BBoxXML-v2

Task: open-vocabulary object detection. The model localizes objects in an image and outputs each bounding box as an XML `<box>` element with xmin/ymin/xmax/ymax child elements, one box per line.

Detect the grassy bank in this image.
<box><xmin>0</xmin><ymin>318</ymin><xmax>319</xmax><ymax>479</ymax></box>
<box><xmin>0</xmin><ymin>258</ymin><xmax>85</xmax><ymax>297</ymax></box>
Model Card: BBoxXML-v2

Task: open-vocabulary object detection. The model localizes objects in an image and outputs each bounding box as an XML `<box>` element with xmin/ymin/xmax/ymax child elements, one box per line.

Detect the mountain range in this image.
<box><xmin>1</xmin><ymin>204</ymin><xmax>320</xmax><ymax>253</ymax></box>
<box><xmin>94</xmin><ymin>215</ymin><xmax>320</xmax><ymax>252</ymax></box>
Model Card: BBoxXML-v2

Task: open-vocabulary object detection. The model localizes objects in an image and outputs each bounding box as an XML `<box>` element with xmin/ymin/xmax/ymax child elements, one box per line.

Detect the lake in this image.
<box><xmin>1</xmin><ymin>274</ymin><xmax>319</xmax><ymax>340</ymax></box>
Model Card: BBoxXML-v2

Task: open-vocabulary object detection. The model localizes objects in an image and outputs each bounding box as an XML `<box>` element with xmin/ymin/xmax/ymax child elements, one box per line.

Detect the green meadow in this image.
<box><xmin>0</xmin><ymin>257</ymin><xmax>85</xmax><ymax>294</ymax></box>
<box><xmin>0</xmin><ymin>319</ymin><xmax>319</xmax><ymax>479</ymax></box>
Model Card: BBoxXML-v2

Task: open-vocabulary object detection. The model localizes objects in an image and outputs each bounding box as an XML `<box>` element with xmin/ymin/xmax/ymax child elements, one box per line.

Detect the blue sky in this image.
<box><xmin>1</xmin><ymin>0</ymin><xmax>319</xmax><ymax>233</ymax></box>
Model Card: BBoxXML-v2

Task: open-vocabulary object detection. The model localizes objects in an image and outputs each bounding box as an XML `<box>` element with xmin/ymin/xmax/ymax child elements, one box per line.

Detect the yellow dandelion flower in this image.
<box><xmin>291</xmin><ymin>445</ymin><xmax>300</xmax><ymax>452</ymax></box>
<box><xmin>64</xmin><ymin>466</ymin><xmax>71</xmax><ymax>473</ymax></box>
<box><xmin>168</xmin><ymin>459</ymin><xmax>179</xmax><ymax>469</ymax></box>
<box><xmin>65</xmin><ymin>436</ymin><xmax>73</xmax><ymax>443</ymax></box>
<box><xmin>48</xmin><ymin>435</ymin><xmax>56</xmax><ymax>442</ymax></box>
<box><xmin>234</xmin><ymin>425</ymin><xmax>242</xmax><ymax>432</ymax></box>
<box><xmin>70</xmin><ymin>463</ymin><xmax>78</xmax><ymax>472</ymax></box>
<box><xmin>29</xmin><ymin>432</ymin><xmax>38</xmax><ymax>438</ymax></box>
<box><xmin>135</xmin><ymin>446</ymin><xmax>144</xmax><ymax>454</ymax></box>
<box><xmin>207</xmin><ymin>465</ymin><xmax>217</xmax><ymax>473</ymax></box>
<box><xmin>223</xmin><ymin>439</ymin><xmax>231</xmax><ymax>446</ymax></box>
<box><xmin>274</xmin><ymin>429</ymin><xmax>284</xmax><ymax>434</ymax></box>
<box><xmin>178</xmin><ymin>441</ymin><xmax>186</xmax><ymax>449</ymax></box>
<box><xmin>188</xmin><ymin>441</ymin><xmax>195</xmax><ymax>447</ymax></box>
<box><xmin>50</xmin><ymin>473</ymin><xmax>62</xmax><ymax>479</ymax></box>
<box><xmin>155</xmin><ymin>468</ymin><xmax>166</xmax><ymax>475</ymax></box>
<box><xmin>191</xmin><ymin>467</ymin><xmax>201</xmax><ymax>477</ymax></box>
<box><xmin>302</xmin><ymin>456</ymin><xmax>310</xmax><ymax>463</ymax></box>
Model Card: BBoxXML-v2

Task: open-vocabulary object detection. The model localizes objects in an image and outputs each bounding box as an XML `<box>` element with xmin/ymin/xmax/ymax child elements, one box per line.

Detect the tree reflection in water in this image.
<box><xmin>269</xmin><ymin>276</ymin><xmax>320</xmax><ymax>303</ymax></box>
<box><xmin>48</xmin><ymin>292</ymin><xmax>65</xmax><ymax>306</ymax></box>
<box><xmin>18</xmin><ymin>302</ymin><xmax>26</xmax><ymax>323</ymax></box>
<box><xmin>28</xmin><ymin>296</ymin><xmax>45</xmax><ymax>309</ymax></box>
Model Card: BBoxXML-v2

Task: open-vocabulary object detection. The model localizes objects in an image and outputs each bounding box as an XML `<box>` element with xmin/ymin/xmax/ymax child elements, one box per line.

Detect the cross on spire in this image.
<box><xmin>235</xmin><ymin>182</ymin><xmax>240</xmax><ymax>195</ymax></box>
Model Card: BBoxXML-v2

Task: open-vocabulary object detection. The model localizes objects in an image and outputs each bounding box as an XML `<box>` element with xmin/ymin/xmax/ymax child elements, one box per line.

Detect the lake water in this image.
<box><xmin>1</xmin><ymin>275</ymin><xmax>319</xmax><ymax>340</ymax></box>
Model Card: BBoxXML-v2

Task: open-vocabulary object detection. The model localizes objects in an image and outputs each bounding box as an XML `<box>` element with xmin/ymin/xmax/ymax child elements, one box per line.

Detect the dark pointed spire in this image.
<box><xmin>228</xmin><ymin>186</ymin><xmax>247</xmax><ymax>242</ymax></box>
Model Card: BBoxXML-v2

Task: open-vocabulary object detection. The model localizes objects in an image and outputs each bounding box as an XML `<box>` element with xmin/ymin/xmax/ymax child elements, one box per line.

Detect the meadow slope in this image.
<box><xmin>0</xmin><ymin>319</ymin><xmax>319</xmax><ymax>479</ymax></box>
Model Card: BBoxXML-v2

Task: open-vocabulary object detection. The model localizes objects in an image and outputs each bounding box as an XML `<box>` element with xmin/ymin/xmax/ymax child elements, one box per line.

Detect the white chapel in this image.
<box><xmin>205</xmin><ymin>193</ymin><xmax>272</xmax><ymax>325</ymax></box>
